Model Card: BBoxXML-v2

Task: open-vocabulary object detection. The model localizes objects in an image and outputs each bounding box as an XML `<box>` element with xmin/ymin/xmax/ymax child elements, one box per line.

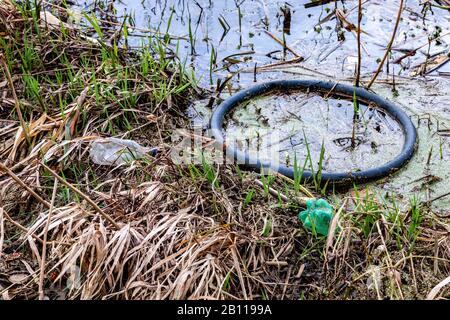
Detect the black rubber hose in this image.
<box><xmin>209</xmin><ymin>80</ymin><xmax>418</xmax><ymax>184</ymax></box>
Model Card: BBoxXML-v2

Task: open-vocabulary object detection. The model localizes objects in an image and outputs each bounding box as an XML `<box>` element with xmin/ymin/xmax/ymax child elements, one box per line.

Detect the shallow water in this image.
<box><xmin>66</xmin><ymin>0</ymin><xmax>450</xmax><ymax>213</ymax></box>
<box><xmin>224</xmin><ymin>92</ymin><xmax>404</xmax><ymax>173</ymax></box>
<box><xmin>69</xmin><ymin>0</ymin><xmax>450</xmax><ymax>86</ymax></box>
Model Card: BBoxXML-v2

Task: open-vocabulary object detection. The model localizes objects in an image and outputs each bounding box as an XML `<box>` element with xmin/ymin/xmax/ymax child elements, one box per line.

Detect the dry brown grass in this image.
<box><xmin>0</xmin><ymin>0</ymin><xmax>449</xmax><ymax>300</ymax></box>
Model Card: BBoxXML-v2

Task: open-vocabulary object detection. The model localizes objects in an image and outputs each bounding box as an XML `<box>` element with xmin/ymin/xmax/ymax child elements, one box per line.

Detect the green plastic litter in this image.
<box><xmin>298</xmin><ymin>198</ymin><xmax>333</xmax><ymax>236</ymax></box>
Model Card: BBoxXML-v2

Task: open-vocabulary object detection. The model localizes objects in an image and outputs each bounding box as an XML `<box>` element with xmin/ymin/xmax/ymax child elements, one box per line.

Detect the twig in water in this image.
<box><xmin>428</xmin><ymin>191</ymin><xmax>450</xmax><ymax>204</ymax></box>
<box><xmin>304</xmin><ymin>0</ymin><xmax>336</xmax><ymax>9</ymax></box>
<box><xmin>264</xmin><ymin>30</ymin><xmax>303</xmax><ymax>59</ymax></box>
<box><xmin>355</xmin><ymin>0</ymin><xmax>363</xmax><ymax>88</ymax></box>
<box><xmin>367</xmin><ymin>0</ymin><xmax>404</xmax><ymax>89</ymax></box>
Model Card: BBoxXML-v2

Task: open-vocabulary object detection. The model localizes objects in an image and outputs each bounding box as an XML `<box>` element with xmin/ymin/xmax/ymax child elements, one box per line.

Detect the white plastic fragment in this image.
<box><xmin>366</xmin><ymin>265</ymin><xmax>383</xmax><ymax>293</ymax></box>
<box><xmin>89</xmin><ymin>137</ymin><xmax>154</xmax><ymax>166</ymax></box>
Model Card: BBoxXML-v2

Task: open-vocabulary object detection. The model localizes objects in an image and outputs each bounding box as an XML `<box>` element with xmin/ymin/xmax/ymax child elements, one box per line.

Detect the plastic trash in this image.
<box><xmin>298</xmin><ymin>198</ymin><xmax>333</xmax><ymax>236</ymax></box>
<box><xmin>89</xmin><ymin>137</ymin><xmax>157</xmax><ymax>166</ymax></box>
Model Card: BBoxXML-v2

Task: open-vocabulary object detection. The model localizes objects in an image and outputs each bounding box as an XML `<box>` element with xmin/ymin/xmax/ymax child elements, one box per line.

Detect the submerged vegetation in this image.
<box><xmin>0</xmin><ymin>0</ymin><xmax>448</xmax><ymax>300</ymax></box>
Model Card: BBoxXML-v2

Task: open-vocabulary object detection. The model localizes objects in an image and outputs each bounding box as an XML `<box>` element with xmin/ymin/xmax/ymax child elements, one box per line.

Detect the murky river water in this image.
<box><xmin>224</xmin><ymin>92</ymin><xmax>404</xmax><ymax>173</ymax></box>
<box><xmin>66</xmin><ymin>0</ymin><xmax>450</xmax><ymax>212</ymax></box>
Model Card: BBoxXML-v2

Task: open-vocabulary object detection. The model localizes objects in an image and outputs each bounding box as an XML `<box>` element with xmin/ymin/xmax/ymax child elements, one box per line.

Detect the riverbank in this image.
<box><xmin>0</xmin><ymin>1</ymin><xmax>448</xmax><ymax>300</ymax></box>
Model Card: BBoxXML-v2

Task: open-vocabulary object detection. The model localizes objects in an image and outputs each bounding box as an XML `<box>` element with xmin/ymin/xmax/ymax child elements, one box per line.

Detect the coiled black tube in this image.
<box><xmin>209</xmin><ymin>80</ymin><xmax>417</xmax><ymax>184</ymax></box>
